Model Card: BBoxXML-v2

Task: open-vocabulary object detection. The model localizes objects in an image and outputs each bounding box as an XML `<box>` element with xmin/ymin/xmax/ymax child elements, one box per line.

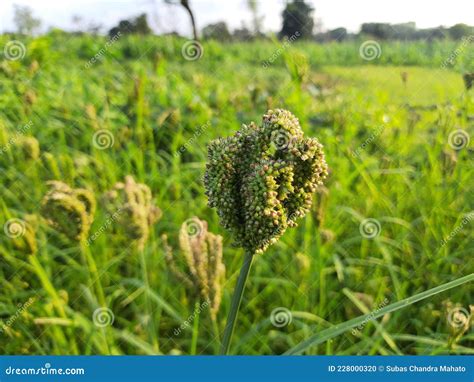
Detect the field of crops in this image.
<box><xmin>0</xmin><ymin>34</ymin><xmax>472</xmax><ymax>355</ymax></box>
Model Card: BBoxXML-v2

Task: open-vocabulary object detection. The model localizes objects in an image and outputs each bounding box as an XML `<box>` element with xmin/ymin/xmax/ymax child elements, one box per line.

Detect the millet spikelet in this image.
<box><xmin>163</xmin><ymin>217</ymin><xmax>225</xmax><ymax>320</ymax></box>
<box><xmin>41</xmin><ymin>181</ymin><xmax>96</xmax><ymax>241</ymax></box>
<box><xmin>17</xmin><ymin>136</ymin><xmax>40</xmax><ymax>161</ymax></box>
<box><xmin>204</xmin><ymin>109</ymin><xmax>328</xmax><ymax>254</ymax></box>
<box><xmin>10</xmin><ymin>214</ymin><xmax>38</xmax><ymax>255</ymax></box>
<box><xmin>104</xmin><ymin>175</ymin><xmax>161</xmax><ymax>249</ymax></box>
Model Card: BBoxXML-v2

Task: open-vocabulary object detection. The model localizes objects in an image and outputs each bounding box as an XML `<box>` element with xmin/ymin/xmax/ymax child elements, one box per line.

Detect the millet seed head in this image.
<box><xmin>204</xmin><ymin>109</ymin><xmax>328</xmax><ymax>254</ymax></box>
<box><xmin>18</xmin><ymin>136</ymin><xmax>40</xmax><ymax>161</ymax></box>
<box><xmin>104</xmin><ymin>175</ymin><xmax>161</xmax><ymax>249</ymax></box>
<box><xmin>41</xmin><ymin>181</ymin><xmax>96</xmax><ymax>241</ymax></box>
<box><xmin>164</xmin><ymin>217</ymin><xmax>225</xmax><ymax>320</ymax></box>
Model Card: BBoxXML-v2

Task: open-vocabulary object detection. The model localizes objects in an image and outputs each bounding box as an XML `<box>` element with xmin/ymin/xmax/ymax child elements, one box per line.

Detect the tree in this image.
<box><xmin>247</xmin><ymin>0</ymin><xmax>264</xmax><ymax>36</ymax></box>
<box><xmin>328</xmin><ymin>27</ymin><xmax>347</xmax><ymax>41</ymax></box>
<box><xmin>202</xmin><ymin>21</ymin><xmax>231</xmax><ymax>41</ymax></box>
<box><xmin>13</xmin><ymin>5</ymin><xmax>41</xmax><ymax>35</ymax></box>
<box><xmin>108</xmin><ymin>13</ymin><xmax>152</xmax><ymax>37</ymax></box>
<box><xmin>180</xmin><ymin>0</ymin><xmax>198</xmax><ymax>40</ymax></box>
<box><xmin>448</xmin><ymin>24</ymin><xmax>473</xmax><ymax>40</ymax></box>
<box><xmin>360</xmin><ymin>23</ymin><xmax>394</xmax><ymax>39</ymax></box>
<box><xmin>279</xmin><ymin>0</ymin><xmax>314</xmax><ymax>39</ymax></box>
<box><xmin>202</xmin><ymin>22</ymin><xmax>231</xmax><ymax>41</ymax></box>
<box><xmin>134</xmin><ymin>14</ymin><xmax>152</xmax><ymax>34</ymax></box>
<box><xmin>391</xmin><ymin>22</ymin><xmax>416</xmax><ymax>40</ymax></box>
<box><xmin>165</xmin><ymin>0</ymin><xmax>198</xmax><ymax>40</ymax></box>
<box><xmin>233</xmin><ymin>26</ymin><xmax>253</xmax><ymax>41</ymax></box>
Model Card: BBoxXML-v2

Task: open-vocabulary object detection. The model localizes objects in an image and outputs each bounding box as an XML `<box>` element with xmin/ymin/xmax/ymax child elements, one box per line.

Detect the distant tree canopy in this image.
<box><xmin>108</xmin><ymin>14</ymin><xmax>151</xmax><ymax>37</ymax></box>
<box><xmin>7</xmin><ymin>3</ymin><xmax>474</xmax><ymax>44</ymax></box>
<box><xmin>448</xmin><ymin>23</ymin><xmax>473</xmax><ymax>40</ymax></box>
<box><xmin>233</xmin><ymin>26</ymin><xmax>254</xmax><ymax>41</ymax></box>
<box><xmin>13</xmin><ymin>5</ymin><xmax>41</xmax><ymax>35</ymax></box>
<box><xmin>328</xmin><ymin>27</ymin><xmax>347</xmax><ymax>41</ymax></box>
<box><xmin>360</xmin><ymin>22</ymin><xmax>417</xmax><ymax>40</ymax></box>
<box><xmin>202</xmin><ymin>22</ymin><xmax>232</xmax><ymax>41</ymax></box>
<box><xmin>357</xmin><ymin>22</ymin><xmax>474</xmax><ymax>41</ymax></box>
<box><xmin>247</xmin><ymin>0</ymin><xmax>264</xmax><ymax>36</ymax></box>
<box><xmin>279</xmin><ymin>0</ymin><xmax>314</xmax><ymax>39</ymax></box>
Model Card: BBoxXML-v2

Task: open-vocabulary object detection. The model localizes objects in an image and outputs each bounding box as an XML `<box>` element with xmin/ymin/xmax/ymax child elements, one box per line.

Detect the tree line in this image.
<box><xmin>7</xmin><ymin>1</ymin><xmax>474</xmax><ymax>42</ymax></box>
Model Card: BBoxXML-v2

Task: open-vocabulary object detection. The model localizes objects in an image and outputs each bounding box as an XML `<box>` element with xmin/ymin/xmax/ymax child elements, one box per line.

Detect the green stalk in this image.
<box><xmin>29</xmin><ymin>255</ymin><xmax>79</xmax><ymax>354</ymax></box>
<box><xmin>81</xmin><ymin>241</ymin><xmax>106</xmax><ymax>308</ymax></box>
<box><xmin>190</xmin><ymin>301</ymin><xmax>201</xmax><ymax>355</ymax></box>
<box><xmin>80</xmin><ymin>241</ymin><xmax>115</xmax><ymax>354</ymax></box>
<box><xmin>220</xmin><ymin>251</ymin><xmax>254</xmax><ymax>355</ymax></box>
<box><xmin>285</xmin><ymin>273</ymin><xmax>474</xmax><ymax>355</ymax></box>
<box><xmin>139</xmin><ymin>248</ymin><xmax>160</xmax><ymax>353</ymax></box>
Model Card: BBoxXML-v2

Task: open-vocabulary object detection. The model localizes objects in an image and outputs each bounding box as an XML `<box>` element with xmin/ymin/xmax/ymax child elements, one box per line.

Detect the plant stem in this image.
<box><xmin>80</xmin><ymin>241</ymin><xmax>114</xmax><ymax>354</ymax></box>
<box><xmin>190</xmin><ymin>301</ymin><xmax>200</xmax><ymax>355</ymax></box>
<box><xmin>220</xmin><ymin>250</ymin><xmax>254</xmax><ymax>355</ymax></box>
<box><xmin>29</xmin><ymin>255</ymin><xmax>79</xmax><ymax>354</ymax></box>
<box><xmin>81</xmin><ymin>241</ymin><xmax>106</xmax><ymax>308</ymax></box>
<box><xmin>139</xmin><ymin>248</ymin><xmax>160</xmax><ymax>353</ymax></box>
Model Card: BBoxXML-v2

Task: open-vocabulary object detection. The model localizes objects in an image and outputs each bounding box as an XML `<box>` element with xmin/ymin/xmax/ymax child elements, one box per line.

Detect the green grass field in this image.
<box><xmin>0</xmin><ymin>35</ymin><xmax>473</xmax><ymax>355</ymax></box>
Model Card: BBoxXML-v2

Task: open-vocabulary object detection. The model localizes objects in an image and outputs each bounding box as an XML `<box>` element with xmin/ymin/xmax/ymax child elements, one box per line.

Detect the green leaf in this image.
<box><xmin>285</xmin><ymin>273</ymin><xmax>474</xmax><ymax>355</ymax></box>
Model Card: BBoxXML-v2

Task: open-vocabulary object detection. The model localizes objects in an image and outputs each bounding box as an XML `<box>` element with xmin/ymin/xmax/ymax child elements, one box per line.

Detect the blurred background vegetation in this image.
<box><xmin>0</xmin><ymin>0</ymin><xmax>472</xmax><ymax>355</ymax></box>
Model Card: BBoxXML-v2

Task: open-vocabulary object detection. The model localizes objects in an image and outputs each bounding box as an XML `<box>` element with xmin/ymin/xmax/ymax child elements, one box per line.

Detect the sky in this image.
<box><xmin>0</xmin><ymin>0</ymin><xmax>472</xmax><ymax>35</ymax></box>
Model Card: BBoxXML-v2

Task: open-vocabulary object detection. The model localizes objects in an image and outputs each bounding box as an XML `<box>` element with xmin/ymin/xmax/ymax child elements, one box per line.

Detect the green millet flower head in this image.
<box><xmin>204</xmin><ymin>109</ymin><xmax>328</xmax><ymax>254</ymax></box>
<box><xmin>104</xmin><ymin>175</ymin><xmax>162</xmax><ymax>249</ymax></box>
<box><xmin>163</xmin><ymin>217</ymin><xmax>225</xmax><ymax>320</ymax></box>
<box><xmin>41</xmin><ymin>181</ymin><xmax>96</xmax><ymax>241</ymax></box>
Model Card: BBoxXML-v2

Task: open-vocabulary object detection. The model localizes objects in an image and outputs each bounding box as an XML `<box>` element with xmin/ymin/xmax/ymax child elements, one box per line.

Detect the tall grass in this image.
<box><xmin>0</xmin><ymin>35</ymin><xmax>472</xmax><ymax>355</ymax></box>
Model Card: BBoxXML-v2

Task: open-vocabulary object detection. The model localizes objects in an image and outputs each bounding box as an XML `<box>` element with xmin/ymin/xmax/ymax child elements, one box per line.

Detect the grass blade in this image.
<box><xmin>285</xmin><ymin>273</ymin><xmax>474</xmax><ymax>355</ymax></box>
